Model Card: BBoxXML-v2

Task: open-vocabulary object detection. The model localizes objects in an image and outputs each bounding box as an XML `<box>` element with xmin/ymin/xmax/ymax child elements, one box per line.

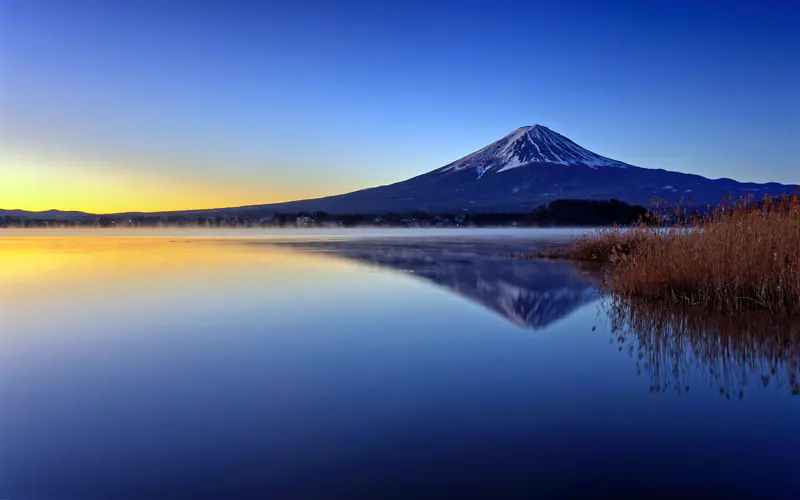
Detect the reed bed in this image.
<box><xmin>555</xmin><ymin>194</ymin><xmax>800</xmax><ymax>314</ymax></box>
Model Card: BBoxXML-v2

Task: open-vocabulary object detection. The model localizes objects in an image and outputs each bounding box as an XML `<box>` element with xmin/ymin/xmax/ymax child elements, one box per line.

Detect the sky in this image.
<box><xmin>1</xmin><ymin>0</ymin><xmax>798</xmax><ymax>213</ymax></box>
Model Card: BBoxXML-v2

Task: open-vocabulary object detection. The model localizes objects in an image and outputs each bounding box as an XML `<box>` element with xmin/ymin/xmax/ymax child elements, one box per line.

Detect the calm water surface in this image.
<box><xmin>1</xmin><ymin>230</ymin><xmax>798</xmax><ymax>499</ymax></box>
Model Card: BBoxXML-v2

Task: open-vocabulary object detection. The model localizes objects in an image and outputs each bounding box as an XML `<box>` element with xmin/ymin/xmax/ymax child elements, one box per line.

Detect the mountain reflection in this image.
<box><xmin>605</xmin><ymin>297</ymin><xmax>800</xmax><ymax>399</ymax></box>
<box><xmin>273</xmin><ymin>239</ymin><xmax>599</xmax><ymax>330</ymax></box>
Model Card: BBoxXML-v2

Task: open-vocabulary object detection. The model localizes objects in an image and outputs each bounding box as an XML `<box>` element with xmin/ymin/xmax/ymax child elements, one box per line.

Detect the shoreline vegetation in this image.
<box><xmin>0</xmin><ymin>199</ymin><xmax>646</xmax><ymax>229</ymax></box>
<box><xmin>547</xmin><ymin>195</ymin><xmax>800</xmax><ymax>314</ymax></box>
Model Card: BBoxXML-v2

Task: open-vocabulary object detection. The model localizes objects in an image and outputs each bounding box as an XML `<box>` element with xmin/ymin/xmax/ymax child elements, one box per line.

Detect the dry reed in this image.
<box><xmin>558</xmin><ymin>194</ymin><xmax>800</xmax><ymax>314</ymax></box>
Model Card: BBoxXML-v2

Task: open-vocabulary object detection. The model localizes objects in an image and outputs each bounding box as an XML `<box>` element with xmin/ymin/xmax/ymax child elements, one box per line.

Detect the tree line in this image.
<box><xmin>2</xmin><ymin>199</ymin><xmax>649</xmax><ymax>228</ymax></box>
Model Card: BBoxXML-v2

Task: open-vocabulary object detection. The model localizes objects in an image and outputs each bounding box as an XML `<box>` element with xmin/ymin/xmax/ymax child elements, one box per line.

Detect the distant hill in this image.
<box><xmin>0</xmin><ymin>209</ymin><xmax>96</xmax><ymax>220</ymax></box>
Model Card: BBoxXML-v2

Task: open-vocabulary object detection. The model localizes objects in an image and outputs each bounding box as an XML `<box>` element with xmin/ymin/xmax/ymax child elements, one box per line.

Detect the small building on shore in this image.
<box><xmin>296</xmin><ymin>216</ymin><xmax>314</xmax><ymax>228</ymax></box>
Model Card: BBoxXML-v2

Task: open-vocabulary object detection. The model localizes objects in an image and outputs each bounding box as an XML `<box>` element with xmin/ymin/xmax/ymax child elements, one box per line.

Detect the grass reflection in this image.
<box><xmin>604</xmin><ymin>296</ymin><xmax>800</xmax><ymax>399</ymax></box>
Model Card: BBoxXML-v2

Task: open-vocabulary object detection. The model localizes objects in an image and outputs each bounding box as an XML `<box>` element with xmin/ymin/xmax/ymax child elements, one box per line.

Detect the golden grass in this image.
<box><xmin>557</xmin><ymin>194</ymin><xmax>800</xmax><ymax>314</ymax></box>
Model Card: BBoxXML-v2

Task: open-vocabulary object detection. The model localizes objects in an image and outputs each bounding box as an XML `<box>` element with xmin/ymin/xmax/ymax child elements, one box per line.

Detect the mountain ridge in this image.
<box><xmin>0</xmin><ymin>208</ymin><xmax>97</xmax><ymax>220</ymax></box>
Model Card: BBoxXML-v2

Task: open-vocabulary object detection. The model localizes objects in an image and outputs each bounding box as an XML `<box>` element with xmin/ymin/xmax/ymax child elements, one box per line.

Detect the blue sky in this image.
<box><xmin>1</xmin><ymin>0</ymin><xmax>798</xmax><ymax>212</ymax></box>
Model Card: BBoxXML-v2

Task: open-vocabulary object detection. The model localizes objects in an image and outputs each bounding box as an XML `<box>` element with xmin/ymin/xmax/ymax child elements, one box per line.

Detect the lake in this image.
<box><xmin>1</xmin><ymin>230</ymin><xmax>799</xmax><ymax>499</ymax></box>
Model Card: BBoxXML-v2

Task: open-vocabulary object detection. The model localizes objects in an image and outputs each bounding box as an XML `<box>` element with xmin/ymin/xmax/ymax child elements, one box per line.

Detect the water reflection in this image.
<box><xmin>274</xmin><ymin>237</ymin><xmax>800</xmax><ymax>399</ymax></box>
<box><xmin>3</xmin><ymin>236</ymin><xmax>800</xmax><ymax>497</ymax></box>
<box><xmin>605</xmin><ymin>297</ymin><xmax>800</xmax><ymax>399</ymax></box>
<box><xmin>272</xmin><ymin>239</ymin><xmax>599</xmax><ymax>330</ymax></box>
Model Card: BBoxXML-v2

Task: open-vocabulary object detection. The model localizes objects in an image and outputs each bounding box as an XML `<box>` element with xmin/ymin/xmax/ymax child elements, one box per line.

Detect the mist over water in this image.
<box><xmin>0</xmin><ymin>226</ymin><xmax>592</xmax><ymax>240</ymax></box>
<box><xmin>1</xmin><ymin>234</ymin><xmax>798</xmax><ymax>498</ymax></box>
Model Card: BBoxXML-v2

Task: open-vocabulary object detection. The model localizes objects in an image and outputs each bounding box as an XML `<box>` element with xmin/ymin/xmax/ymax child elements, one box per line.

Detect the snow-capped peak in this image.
<box><xmin>441</xmin><ymin>125</ymin><xmax>631</xmax><ymax>176</ymax></box>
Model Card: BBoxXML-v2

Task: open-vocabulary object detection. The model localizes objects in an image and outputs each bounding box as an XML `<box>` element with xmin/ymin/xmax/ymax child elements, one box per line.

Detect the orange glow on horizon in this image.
<box><xmin>0</xmin><ymin>153</ymin><xmax>355</xmax><ymax>214</ymax></box>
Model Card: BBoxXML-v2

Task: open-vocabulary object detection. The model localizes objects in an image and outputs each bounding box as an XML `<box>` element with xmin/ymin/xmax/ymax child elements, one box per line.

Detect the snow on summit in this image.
<box><xmin>441</xmin><ymin>125</ymin><xmax>631</xmax><ymax>177</ymax></box>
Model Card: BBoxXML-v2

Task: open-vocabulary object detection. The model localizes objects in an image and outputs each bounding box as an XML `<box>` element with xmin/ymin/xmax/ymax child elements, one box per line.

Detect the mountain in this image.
<box><xmin>7</xmin><ymin>126</ymin><xmax>796</xmax><ymax>220</ymax></box>
<box><xmin>154</xmin><ymin>125</ymin><xmax>797</xmax><ymax>217</ymax></box>
<box><xmin>439</xmin><ymin>124</ymin><xmax>633</xmax><ymax>173</ymax></box>
<box><xmin>0</xmin><ymin>209</ymin><xmax>96</xmax><ymax>220</ymax></box>
<box><xmin>273</xmin><ymin>238</ymin><xmax>599</xmax><ymax>330</ymax></box>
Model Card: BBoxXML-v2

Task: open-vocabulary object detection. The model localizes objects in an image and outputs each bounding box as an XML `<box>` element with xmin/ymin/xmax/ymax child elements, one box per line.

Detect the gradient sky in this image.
<box><xmin>1</xmin><ymin>0</ymin><xmax>798</xmax><ymax>213</ymax></box>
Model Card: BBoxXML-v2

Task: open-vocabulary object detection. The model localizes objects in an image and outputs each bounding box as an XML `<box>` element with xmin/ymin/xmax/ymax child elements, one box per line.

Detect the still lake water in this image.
<box><xmin>1</xmin><ymin>229</ymin><xmax>799</xmax><ymax>499</ymax></box>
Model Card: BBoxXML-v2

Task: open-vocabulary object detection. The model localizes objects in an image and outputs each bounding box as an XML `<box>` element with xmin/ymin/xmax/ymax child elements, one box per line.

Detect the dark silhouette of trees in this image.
<box><xmin>2</xmin><ymin>199</ymin><xmax>649</xmax><ymax>229</ymax></box>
